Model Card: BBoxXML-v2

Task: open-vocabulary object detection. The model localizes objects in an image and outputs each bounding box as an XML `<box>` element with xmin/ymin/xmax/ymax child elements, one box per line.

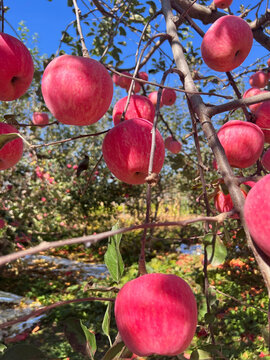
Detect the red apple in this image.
<box><xmin>161</xmin><ymin>88</ymin><xmax>177</xmax><ymax>106</ymax></box>
<box><xmin>112</xmin><ymin>95</ymin><xmax>155</xmax><ymax>125</ymax></box>
<box><xmin>249</xmin><ymin>71</ymin><xmax>269</xmax><ymax>88</ymax></box>
<box><xmin>217</xmin><ymin>120</ymin><xmax>264</xmax><ymax>168</ymax></box>
<box><xmin>255</xmin><ymin>101</ymin><xmax>270</xmax><ymax>143</ymax></box>
<box><xmin>138</xmin><ymin>71</ymin><xmax>148</xmax><ymax>82</ymax></box>
<box><xmin>114</xmin><ymin>273</ymin><xmax>197</xmax><ymax>356</ymax></box>
<box><xmin>112</xmin><ymin>73</ymin><xmax>122</xmax><ymax>86</ymax></box>
<box><xmin>0</xmin><ymin>33</ymin><xmax>34</xmax><ymax>101</ymax></box>
<box><xmin>0</xmin><ymin>219</ymin><xmax>5</xmax><ymax>229</ymax></box>
<box><xmin>164</xmin><ymin>136</ymin><xmax>182</xmax><ymax>154</ymax></box>
<box><xmin>201</xmin><ymin>16</ymin><xmax>253</xmax><ymax>72</ymax></box>
<box><xmin>214</xmin><ymin>189</ymin><xmax>247</xmax><ymax>219</ymax></box>
<box><xmin>32</xmin><ymin>112</ymin><xmax>49</xmax><ymax>127</ymax></box>
<box><xmin>244</xmin><ymin>174</ymin><xmax>270</xmax><ymax>257</ymax></box>
<box><xmin>0</xmin><ymin>123</ymin><xmax>24</xmax><ymax>170</ymax></box>
<box><xmin>214</xmin><ymin>0</ymin><xmax>233</xmax><ymax>8</ymax></box>
<box><xmin>262</xmin><ymin>148</ymin><xmax>270</xmax><ymax>171</ymax></box>
<box><xmin>243</xmin><ymin>87</ymin><xmax>269</xmax><ymax>113</ymax></box>
<box><xmin>102</xmin><ymin>118</ymin><xmax>165</xmax><ymax>185</ymax></box>
<box><xmin>148</xmin><ymin>91</ymin><xmax>163</xmax><ymax>108</ymax></box>
<box><xmin>118</xmin><ymin>71</ymin><xmax>132</xmax><ymax>89</ymax></box>
<box><xmin>41</xmin><ymin>54</ymin><xmax>113</xmax><ymax>126</ymax></box>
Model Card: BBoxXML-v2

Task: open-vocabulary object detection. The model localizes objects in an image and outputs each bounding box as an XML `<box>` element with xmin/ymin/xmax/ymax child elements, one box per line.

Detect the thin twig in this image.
<box><xmin>73</xmin><ymin>0</ymin><xmax>90</xmax><ymax>57</ymax></box>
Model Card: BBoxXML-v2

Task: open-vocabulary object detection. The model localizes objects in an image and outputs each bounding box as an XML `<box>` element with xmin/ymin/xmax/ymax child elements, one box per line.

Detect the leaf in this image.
<box><xmin>67</xmin><ymin>0</ymin><xmax>73</xmax><ymax>6</ymax></box>
<box><xmin>102</xmin><ymin>302</ymin><xmax>112</xmax><ymax>346</ymax></box>
<box><xmin>206</xmin><ymin>235</ymin><xmax>227</xmax><ymax>267</ymax></box>
<box><xmin>0</xmin><ymin>345</ymin><xmax>6</xmax><ymax>355</ymax></box>
<box><xmin>223</xmin><ymin>226</ymin><xmax>231</xmax><ymax>243</ymax></box>
<box><xmin>63</xmin><ymin>317</ymin><xmax>95</xmax><ymax>359</ymax></box>
<box><xmin>80</xmin><ymin>320</ymin><xmax>97</xmax><ymax>359</ymax></box>
<box><xmin>0</xmin><ymin>133</ymin><xmax>20</xmax><ymax>150</ymax></box>
<box><xmin>0</xmin><ymin>344</ymin><xmax>45</xmax><ymax>360</ymax></box>
<box><xmin>101</xmin><ymin>341</ymin><xmax>125</xmax><ymax>360</ymax></box>
<box><xmin>190</xmin><ymin>349</ymin><xmax>212</xmax><ymax>360</ymax></box>
<box><xmin>104</xmin><ymin>222</ymin><xmax>124</xmax><ymax>283</ymax></box>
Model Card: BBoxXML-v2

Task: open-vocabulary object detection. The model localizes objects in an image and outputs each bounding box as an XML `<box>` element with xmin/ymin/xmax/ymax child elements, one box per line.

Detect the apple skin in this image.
<box><xmin>114</xmin><ymin>273</ymin><xmax>197</xmax><ymax>356</ymax></box>
<box><xmin>201</xmin><ymin>15</ymin><xmax>253</xmax><ymax>72</ymax></box>
<box><xmin>243</xmin><ymin>87</ymin><xmax>269</xmax><ymax>113</ymax></box>
<box><xmin>148</xmin><ymin>91</ymin><xmax>163</xmax><ymax>108</ymax></box>
<box><xmin>161</xmin><ymin>88</ymin><xmax>177</xmax><ymax>106</ymax></box>
<box><xmin>102</xmin><ymin>118</ymin><xmax>165</xmax><ymax>185</ymax></box>
<box><xmin>249</xmin><ymin>71</ymin><xmax>269</xmax><ymax>88</ymax></box>
<box><xmin>255</xmin><ymin>101</ymin><xmax>270</xmax><ymax>143</ymax></box>
<box><xmin>244</xmin><ymin>174</ymin><xmax>270</xmax><ymax>257</ymax></box>
<box><xmin>262</xmin><ymin>148</ymin><xmax>270</xmax><ymax>171</ymax></box>
<box><xmin>138</xmin><ymin>71</ymin><xmax>148</xmax><ymax>81</ymax></box>
<box><xmin>165</xmin><ymin>136</ymin><xmax>182</xmax><ymax>154</ymax></box>
<box><xmin>214</xmin><ymin>189</ymin><xmax>247</xmax><ymax>219</ymax></box>
<box><xmin>118</xmin><ymin>72</ymin><xmax>141</xmax><ymax>93</ymax></box>
<box><xmin>41</xmin><ymin>54</ymin><xmax>113</xmax><ymax>126</ymax></box>
<box><xmin>32</xmin><ymin>112</ymin><xmax>49</xmax><ymax>127</ymax></box>
<box><xmin>0</xmin><ymin>123</ymin><xmax>24</xmax><ymax>170</ymax></box>
<box><xmin>217</xmin><ymin>120</ymin><xmax>264</xmax><ymax>168</ymax></box>
<box><xmin>214</xmin><ymin>0</ymin><xmax>232</xmax><ymax>8</ymax></box>
<box><xmin>0</xmin><ymin>33</ymin><xmax>34</xmax><ymax>101</ymax></box>
<box><xmin>112</xmin><ymin>95</ymin><xmax>155</xmax><ymax>125</ymax></box>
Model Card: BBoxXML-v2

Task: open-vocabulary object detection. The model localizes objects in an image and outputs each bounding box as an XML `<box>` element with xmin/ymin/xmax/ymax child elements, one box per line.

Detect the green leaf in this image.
<box><xmin>223</xmin><ymin>226</ymin><xmax>231</xmax><ymax>243</ymax></box>
<box><xmin>0</xmin><ymin>133</ymin><xmax>20</xmax><ymax>150</ymax></box>
<box><xmin>101</xmin><ymin>341</ymin><xmax>125</xmax><ymax>360</ymax></box>
<box><xmin>206</xmin><ymin>235</ymin><xmax>227</xmax><ymax>267</ymax></box>
<box><xmin>102</xmin><ymin>302</ymin><xmax>112</xmax><ymax>346</ymax></box>
<box><xmin>0</xmin><ymin>344</ymin><xmax>45</xmax><ymax>360</ymax></box>
<box><xmin>191</xmin><ymin>349</ymin><xmax>212</xmax><ymax>360</ymax></box>
<box><xmin>104</xmin><ymin>222</ymin><xmax>124</xmax><ymax>283</ymax></box>
<box><xmin>80</xmin><ymin>320</ymin><xmax>97</xmax><ymax>359</ymax></box>
<box><xmin>67</xmin><ymin>0</ymin><xmax>73</xmax><ymax>6</ymax></box>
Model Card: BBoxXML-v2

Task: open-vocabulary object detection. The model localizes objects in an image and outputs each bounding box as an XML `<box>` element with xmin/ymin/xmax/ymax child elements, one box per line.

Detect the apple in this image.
<box><xmin>214</xmin><ymin>0</ymin><xmax>233</xmax><ymax>8</ymax></box>
<box><xmin>217</xmin><ymin>120</ymin><xmax>264</xmax><ymax>168</ymax></box>
<box><xmin>0</xmin><ymin>219</ymin><xmax>5</xmax><ymax>229</ymax></box>
<box><xmin>262</xmin><ymin>148</ymin><xmax>270</xmax><ymax>171</ymax></box>
<box><xmin>112</xmin><ymin>73</ymin><xmax>122</xmax><ymax>86</ymax></box>
<box><xmin>268</xmin><ymin>58</ymin><xmax>270</xmax><ymax>67</ymax></box>
<box><xmin>255</xmin><ymin>101</ymin><xmax>270</xmax><ymax>143</ymax></box>
<box><xmin>244</xmin><ymin>174</ymin><xmax>270</xmax><ymax>257</ymax></box>
<box><xmin>243</xmin><ymin>87</ymin><xmax>269</xmax><ymax>113</ymax></box>
<box><xmin>161</xmin><ymin>88</ymin><xmax>177</xmax><ymax>106</ymax></box>
<box><xmin>214</xmin><ymin>189</ymin><xmax>247</xmax><ymax>219</ymax></box>
<box><xmin>148</xmin><ymin>91</ymin><xmax>163</xmax><ymax>108</ymax></box>
<box><xmin>114</xmin><ymin>273</ymin><xmax>197</xmax><ymax>356</ymax></box>
<box><xmin>0</xmin><ymin>123</ymin><xmax>24</xmax><ymax>170</ymax></box>
<box><xmin>118</xmin><ymin>71</ymin><xmax>133</xmax><ymax>89</ymax></box>
<box><xmin>112</xmin><ymin>95</ymin><xmax>155</xmax><ymax>125</ymax></box>
<box><xmin>138</xmin><ymin>71</ymin><xmax>148</xmax><ymax>81</ymax></box>
<box><xmin>41</xmin><ymin>54</ymin><xmax>113</xmax><ymax>126</ymax></box>
<box><xmin>201</xmin><ymin>15</ymin><xmax>253</xmax><ymax>72</ymax></box>
<box><xmin>102</xmin><ymin>118</ymin><xmax>165</xmax><ymax>185</ymax></box>
<box><xmin>164</xmin><ymin>136</ymin><xmax>182</xmax><ymax>154</ymax></box>
<box><xmin>249</xmin><ymin>71</ymin><xmax>269</xmax><ymax>88</ymax></box>
<box><xmin>0</xmin><ymin>33</ymin><xmax>34</xmax><ymax>101</ymax></box>
<box><xmin>32</xmin><ymin>112</ymin><xmax>49</xmax><ymax>127</ymax></box>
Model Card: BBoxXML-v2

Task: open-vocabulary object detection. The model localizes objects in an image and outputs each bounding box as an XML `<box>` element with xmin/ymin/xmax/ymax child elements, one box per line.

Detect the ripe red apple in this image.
<box><xmin>249</xmin><ymin>71</ymin><xmax>269</xmax><ymax>88</ymax></box>
<box><xmin>217</xmin><ymin>120</ymin><xmax>264</xmax><ymax>168</ymax></box>
<box><xmin>112</xmin><ymin>73</ymin><xmax>121</xmax><ymax>86</ymax></box>
<box><xmin>164</xmin><ymin>136</ymin><xmax>182</xmax><ymax>154</ymax></box>
<box><xmin>244</xmin><ymin>174</ymin><xmax>270</xmax><ymax>257</ymax></box>
<box><xmin>0</xmin><ymin>123</ymin><xmax>24</xmax><ymax>170</ymax></box>
<box><xmin>214</xmin><ymin>0</ymin><xmax>233</xmax><ymax>8</ymax></box>
<box><xmin>32</xmin><ymin>112</ymin><xmax>49</xmax><ymax>127</ymax></box>
<box><xmin>41</xmin><ymin>54</ymin><xmax>113</xmax><ymax>126</ymax></box>
<box><xmin>214</xmin><ymin>189</ymin><xmax>247</xmax><ymax>219</ymax></box>
<box><xmin>262</xmin><ymin>148</ymin><xmax>270</xmax><ymax>171</ymax></box>
<box><xmin>114</xmin><ymin>273</ymin><xmax>197</xmax><ymax>356</ymax></box>
<box><xmin>148</xmin><ymin>91</ymin><xmax>163</xmax><ymax>108</ymax></box>
<box><xmin>243</xmin><ymin>87</ymin><xmax>269</xmax><ymax>113</ymax></box>
<box><xmin>0</xmin><ymin>33</ymin><xmax>34</xmax><ymax>101</ymax></box>
<box><xmin>161</xmin><ymin>88</ymin><xmax>177</xmax><ymax>106</ymax></box>
<box><xmin>102</xmin><ymin>118</ymin><xmax>165</xmax><ymax>185</ymax></box>
<box><xmin>112</xmin><ymin>95</ymin><xmax>155</xmax><ymax>125</ymax></box>
<box><xmin>201</xmin><ymin>16</ymin><xmax>253</xmax><ymax>72</ymax></box>
<box><xmin>118</xmin><ymin>71</ymin><xmax>133</xmax><ymax>89</ymax></box>
<box><xmin>138</xmin><ymin>71</ymin><xmax>148</xmax><ymax>82</ymax></box>
<box><xmin>255</xmin><ymin>101</ymin><xmax>270</xmax><ymax>143</ymax></box>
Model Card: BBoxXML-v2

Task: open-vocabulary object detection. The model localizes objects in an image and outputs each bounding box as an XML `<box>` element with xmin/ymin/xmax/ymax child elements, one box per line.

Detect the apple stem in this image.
<box><xmin>0</xmin><ymin>0</ymin><xmax>4</xmax><ymax>33</ymax></box>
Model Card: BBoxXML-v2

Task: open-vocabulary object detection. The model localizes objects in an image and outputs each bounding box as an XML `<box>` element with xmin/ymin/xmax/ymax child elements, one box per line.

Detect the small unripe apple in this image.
<box><xmin>217</xmin><ymin>120</ymin><xmax>264</xmax><ymax>168</ymax></box>
<box><xmin>115</xmin><ymin>273</ymin><xmax>197</xmax><ymax>356</ymax></box>
<box><xmin>255</xmin><ymin>101</ymin><xmax>270</xmax><ymax>143</ymax></box>
<box><xmin>249</xmin><ymin>71</ymin><xmax>269</xmax><ymax>88</ymax></box>
<box><xmin>214</xmin><ymin>0</ymin><xmax>232</xmax><ymax>8</ymax></box>
<box><xmin>32</xmin><ymin>112</ymin><xmax>49</xmax><ymax>127</ymax></box>
<box><xmin>262</xmin><ymin>148</ymin><xmax>270</xmax><ymax>171</ymax></box>
<box><xmin>148</xmin><ymin>91</ymin><xmax>163</xmax><ymax>108</ymax></box>
<box><xmin>243</xmin><ymin>87</ymin><xmax>269</xmax><ymax>113</ymax></box>
<box><xmin>164</xmin><ymin>136</ymin><xmax>182</xmax><ymax>154</ymax></box>
<box><xmin>41</xmin><ymin>54</ymin><xmax>113</xmax><ymax>126</ymax></box>
<box><xmin>112</xmin><ymin>95</ymin><xmax>155</xmax><ymax>125</ymax></box>
<box><xmin>0</xmin><ymin>33</ymin><xmax>34</xmax><ymax>101</ymax></box>
<box><xmin>0</xmin><ymin>123</ymin><xmax>24</xmax><ymax>170</ymax></box>
<box><xmin>161</xmin><ymin>88</ymin><xmax>177</xmax><ymax>106</ymax></box>
<box><xmin>244</xmin><ymin>174</ymin><xmax>270</xmax><ymax>257</ymax></box>
<box><xmin>201</xmin><ymin>16</ymin><xmax>253</xmax><ymax>72</ymax></box>
<box><xmin>102</xmin><ymin>118</ymin><xmax>165</xmax><ymax>185</ymax></box>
